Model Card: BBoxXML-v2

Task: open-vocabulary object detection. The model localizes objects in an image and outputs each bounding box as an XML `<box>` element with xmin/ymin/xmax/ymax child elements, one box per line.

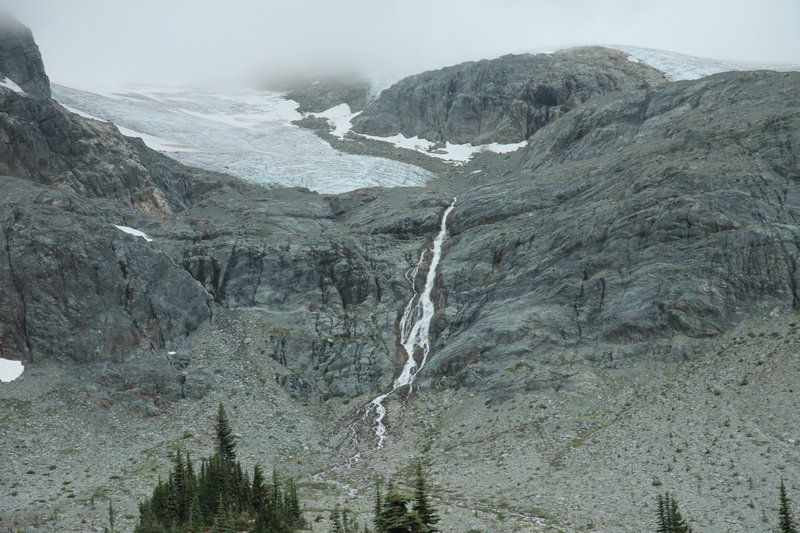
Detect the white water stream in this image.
<box><xmin>310</xmin><ymin>198</ymin><xmax>456</xmax><ymax>494</ymax></box>
<box><xmin>362</xmin><ymin>197</ymin><xmax>457</xmax><ymax>448</ymax></box>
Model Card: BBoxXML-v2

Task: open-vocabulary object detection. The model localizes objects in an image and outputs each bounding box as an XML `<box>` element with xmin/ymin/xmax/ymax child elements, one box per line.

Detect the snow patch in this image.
<box><xmin>0</xmin><ymin>358</ymin><xmax>24</xmax><ymax>382</ymax></box>
<box><xmin>114</xmin><ymin>225</ymin><xmax>153</xmax><ymax>242</ymax></box>
<box><xmin>0</xmin><ymin>76</ymin><xmax>25</xmax><ymax>94</ymax></box>
<box><xmin>310</xmin><ymin>103</ymin><xmax>361</xmax><ymax>138</ymax></box>
<box><xmin>360</xmin><ymin>133</ymin><xmax>527</xmax><ymax>163</ymax></box>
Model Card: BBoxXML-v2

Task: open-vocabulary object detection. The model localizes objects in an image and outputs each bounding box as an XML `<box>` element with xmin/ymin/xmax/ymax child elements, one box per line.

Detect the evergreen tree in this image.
<box><xmin>656</xmin><ymin>494</ymin><xmax>669</xmax><ymax>533</ymax></box>
<box><xmin>135</xmin><ymin>404</ymin><xmax>302</xmax><ymax>533</ymax></box>
<box><xmin>214</xmin><ymin>403</ymin><xmax>237</xmax><ymax>463</ymax></box>
<box><xmin>331</xmin><ymin>504</ymin><xmax>344</xmax><ymax>533</ymax></box>
<box><xmin>251</xmin><ymin>464</ymin><xmax>267</xmax><ymax>511</ymax></box>
<box><xmin>412</xmin><ymin>462</ymin><xmax>439</xmax><ymax>533</ymax></box>
<box><xmin>655</xmin><ymin>493</ymin><xmax>693</xmax><ymax>533</ymax></box>
<box><xmin>780</xmin><ymin>480</ymin><xmax>798</xmax><ymax>533</ymax></box>
<box><xmin>378</xmin><ymin>483</ymin><xmax>425</xmax><ymax>533</ymax></box>
<box><xmin>374</xmin><ymin>480</ymin><xmax>384</xmax><ymax>533</ymax></box>
<box><xmin>107</xmin><ymin>500</ymin><xmax>116</xmax><ymax>533</ymax></box>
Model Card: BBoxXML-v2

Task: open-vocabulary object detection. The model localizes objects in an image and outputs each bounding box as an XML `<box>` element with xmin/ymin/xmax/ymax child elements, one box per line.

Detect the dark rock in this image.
<box><xmin>285</xmin><ymin>76</ymin><xmax>371</xmax><ymax>113</ymax></box>
<box><xmin>0</xmin><ymin>176</ymin><xmax>213</xmax><ymax>364</ymax></box>
<box><xmin>0</xmin><ymin>11</ymin><xmax>50</xmax><ymax>98</ymax></box>
<box><xmin>352</xmin><ymin>47</ymin><xmax>666</xmax><ymax>144</ymax></box>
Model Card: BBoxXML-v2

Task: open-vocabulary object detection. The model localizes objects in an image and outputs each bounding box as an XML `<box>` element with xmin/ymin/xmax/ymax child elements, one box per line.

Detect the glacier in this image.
<box><xmin>51</xmin><ymin>84</ymin><xmax>434</xmax><ymax>194</ymax></box>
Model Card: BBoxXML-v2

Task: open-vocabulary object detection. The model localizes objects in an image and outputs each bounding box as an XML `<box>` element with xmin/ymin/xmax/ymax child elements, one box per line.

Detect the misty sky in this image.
<box><xmin>4</xmin><ymin>0</ymin><xmax>800</xmax><ymax>89</ymax></box>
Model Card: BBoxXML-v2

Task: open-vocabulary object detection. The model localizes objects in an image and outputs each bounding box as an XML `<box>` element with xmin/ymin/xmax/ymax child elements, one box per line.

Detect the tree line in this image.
<box><xmin>135</xmin><ymin>404</ymin><xmax>304</xmax><ymax>533</ymax></box>
<box><xmin>328</xmin><ymin>461</ymin><xmax>439</xmax><ymax>533</ymax></box>
<box><xmin>656</xmin><ymin>481</ymin><xmax>797</xmax><ymax>533</ymax></box>
<box><xmin>132</xmin><ymin>404</ymin><xmax>799</xmax><ymax>532</ymax></box>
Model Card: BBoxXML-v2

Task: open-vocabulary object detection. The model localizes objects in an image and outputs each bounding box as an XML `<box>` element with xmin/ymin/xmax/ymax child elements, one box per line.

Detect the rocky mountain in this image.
<box><xmin>2</xmin><ymin>12</ymin><xmax>800</xmax><ymax>533</ymax></box>
<box><xmin>425</xmin><ymin>68</ymin><xmax>800</xmax><ymax>393</ymax></box>
<box><xmin>352</xmin><ymin>47</ymin><xmax>667</xmax><ymax>144</ymax></box>
<box><xmin>0</xmin><ymin>10</ymin><xmax>49</xmax><ymax>98</ymax></box>
<box><xmin>284</xmin><ymin>76</ymin><xmax>372</xmax><ymax>113</ymax></box>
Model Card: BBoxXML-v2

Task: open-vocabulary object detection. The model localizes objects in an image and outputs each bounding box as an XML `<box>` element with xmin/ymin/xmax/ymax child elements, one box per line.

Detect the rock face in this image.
<box><xmin>0</xmin><ymin>176</ymin><xmax>215</xmax><ymax>364</ymax></box>
<box><xmin>0</xmin><ymin>14</ymin><xmax>445</xmax><ymax>402</ymax></box>
<box><xmin>285</xmin><ymin>76</ymin><xmax>371</xmax><ymax>113</ymax></box>
<box><xmin>0</xmin><ymin>11</ymin><xmax>50</xmax><ymax>98</ymax></box>
<box><xmin>2</xmin><ymin>14</ymin><xmax>800</xmax><ymax>413</ymax></box>
<box><xmin>0</xmin><ymin>88</ymin><xmax>247</xmax><ymax>213</ymax></box>
<box><xmin>352</xmin><ymin>47</ymin><xmax>666</xmax><ymax>144</ymax></box>
<box><xmin>424</xmin><ymin>70</ymin><xmax>800</xmax><ymax>392</ymax></box>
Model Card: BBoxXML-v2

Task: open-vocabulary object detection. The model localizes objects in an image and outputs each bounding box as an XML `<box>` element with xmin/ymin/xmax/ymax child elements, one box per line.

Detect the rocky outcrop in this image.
<box><xmin>352</xmin><ymin>47</ymin><xmax>666</xmax><ymax>144</ymax></box>
<box><xmin>0</xmin><ymin>88</ymin><xmax>248</xmax><ymax>212</ymax></box>
<box><xmin>285</xmin><ymin>76</ymin><xmax>371</xmax><ymax>113</ymax></box>
<box><xmin>423</xmin><ymin>70</ymin><xmax>800</xmax><ymax>392</ymax></box>
<box><xmin>0</xmin><ymin>176</ymin><xmax>214</xmax><ymax>364</ymax></box>
<box><xmin>0</xmin><ymin>11</ymin><xmax>50</xmax><ymax>98</ymax></box>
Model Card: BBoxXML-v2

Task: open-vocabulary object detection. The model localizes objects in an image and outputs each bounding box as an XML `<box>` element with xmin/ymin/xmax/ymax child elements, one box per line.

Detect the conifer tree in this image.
<box><xmin>136</xmin><ymin>405</ymin><xmax>302</xmax><ymax>533</ymax></box>
<box><xmin>214</xmin><ymin>403</ymin><xmax>236</xmax><ymax>463</ymax></box>
<box><xmin>656</xmin><ymin>494</ymin><xmax>669</xmax><ymax>533</ymax></box>
<box><xmin>107</xmin><ymin>500</ymin><xmax>116</xmax><ymax>533</ymax></box>
<box><xmin>779</xmin><ymin>480</ymin><xmax>798</xmax><ymax>533</ymax></box>
<box><xmin>655</xmin><ymin>493</ymin><xmax>692</xmax><ymax>533</ymax></box>
<box><xmin>374</xmin><ymin>480</ymin><xmax>384</xmax><ymax>533</ymax></box>
<box><xmin>412</xmin><ymin>462</ymin><xmax>439</xmax><ymax>533</ymax></box>
<box><xmin>252</xmin><ymin>464</ymin><xmax>267</xmax><ymax>511</ymax></box>
<box><xmin>378</xmin><ymin>483</ymin><xmax>425</xmax><ymax>533</ymax></box>
<box><xmin>332</xmin><ymin>504</ymin><xmax>344</xmax><ymax>533</ymax></box>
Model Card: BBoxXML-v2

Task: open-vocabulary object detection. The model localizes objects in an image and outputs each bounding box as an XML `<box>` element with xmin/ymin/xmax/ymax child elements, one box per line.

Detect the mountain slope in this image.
<box><xmin>0</xmin><ymin>10</ymin><xmax>49</xmax><ymax>98</ymax></box>
<box><xmin>352</xmin><ymin>47</ymin><xmax>666</xmax><ymax>145</ymax></box>
<box><xmin>2</xmin><ymin>12</ymin><xmax>800</xmax><ymax>533</ymax></box>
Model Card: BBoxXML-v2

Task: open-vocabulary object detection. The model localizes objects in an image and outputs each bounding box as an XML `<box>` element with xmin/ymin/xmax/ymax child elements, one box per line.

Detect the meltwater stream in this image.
<box><xmin>361</xmin><ymin>197</ymin><xmax>457</xmax><ymax>448</ymax></box>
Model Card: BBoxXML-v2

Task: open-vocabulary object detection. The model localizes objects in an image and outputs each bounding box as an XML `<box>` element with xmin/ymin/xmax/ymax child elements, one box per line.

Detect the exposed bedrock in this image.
<box><xmin>352</xmin><ymin>47</ymin><xmax>666</xmax><ymax>145</ymax></box>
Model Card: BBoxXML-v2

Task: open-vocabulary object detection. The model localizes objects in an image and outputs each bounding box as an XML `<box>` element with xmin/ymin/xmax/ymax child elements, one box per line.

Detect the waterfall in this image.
<box><xmin>363</xmin><ymin>197</ymin><xmax>457</xmax><ymax>448</ymax></box>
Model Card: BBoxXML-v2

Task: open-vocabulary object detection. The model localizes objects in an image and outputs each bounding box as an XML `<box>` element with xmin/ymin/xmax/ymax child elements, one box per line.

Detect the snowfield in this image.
<box><xmin>608</xmin><ymin>45</ymin><xmax>800</xmax><ymax>81</ymax></box>
<box><xmin>52</xmin><ymin>85</ymin><xmax>434</xmax><ymax>194</ymax></box>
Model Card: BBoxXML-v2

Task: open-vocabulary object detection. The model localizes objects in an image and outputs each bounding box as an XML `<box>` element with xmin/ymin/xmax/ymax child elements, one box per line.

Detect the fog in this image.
<box><xmin>4</xmin><ymin>0</ymin><xmax>800</xmax><ymax>89</ymax></box>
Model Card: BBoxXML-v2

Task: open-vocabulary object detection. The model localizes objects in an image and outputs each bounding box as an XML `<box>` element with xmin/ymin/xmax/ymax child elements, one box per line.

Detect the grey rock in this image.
<box><xmin>0</xmin><ymin>11</ymin><xmax>50</xmax><ymax>98</ymax></box>
<box><xmin>285</xmin><ymin>76</ymin><xmax>371</xmax><ymax>113</ymax></box>
<box><xmin>0</xmin><ymin>176</ymin><xmax>213</xmax><ymax>365</ymax></box>
<box><xmin>424</xmin><ymin>70</ymin><xmax>800</xmax><ymax>392</ymax></box>
<box><xmin>352</xmin><ymin>47</ymin><xmax>666</xmax><ymax>144</ymax></box>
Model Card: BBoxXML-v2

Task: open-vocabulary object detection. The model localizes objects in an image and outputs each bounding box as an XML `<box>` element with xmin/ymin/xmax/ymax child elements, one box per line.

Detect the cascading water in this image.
<box><xmin>362</xmin><ymin>197</ymin><xmax>457</xmax><ymax>448</ymax></box>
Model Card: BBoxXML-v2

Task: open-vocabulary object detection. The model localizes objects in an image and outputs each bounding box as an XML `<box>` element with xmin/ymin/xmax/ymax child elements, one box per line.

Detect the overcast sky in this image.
<box><xmin>4</xmin><ymin>0</ymin><xmax>800</xmax><ymax>89</ymax></box>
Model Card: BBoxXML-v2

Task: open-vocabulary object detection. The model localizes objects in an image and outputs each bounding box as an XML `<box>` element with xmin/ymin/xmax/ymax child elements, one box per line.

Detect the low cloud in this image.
<box><xmin>4</xmin><ymin>0</ymin><xmax>800</xmax><ymax>89</ymax></box>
